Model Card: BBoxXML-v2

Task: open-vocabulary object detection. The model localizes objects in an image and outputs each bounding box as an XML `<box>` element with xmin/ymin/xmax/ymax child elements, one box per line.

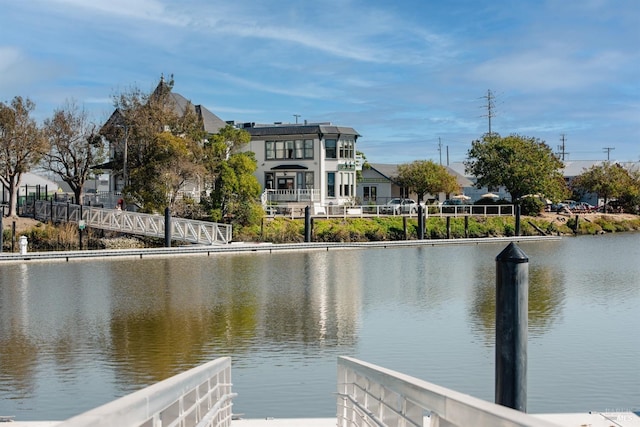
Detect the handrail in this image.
<box><xmin>337</xmin><ymin>356</ymin><xmax>559</xmax><ymax>427</ymax></box>
<box><xmin>59</xmin><ymin>357</ymin><xmax>235</xmax><ymax>427</ymax></box>
<box><xmin>34</xmin><ymin>200</ymin><xmax>232</xmax><ymax>245</ymax></box>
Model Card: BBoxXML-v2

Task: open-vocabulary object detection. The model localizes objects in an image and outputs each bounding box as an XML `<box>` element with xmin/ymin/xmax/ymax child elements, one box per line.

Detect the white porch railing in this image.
<box><xmin>58</xmin><ymin>357</ymin><xmax>235</xmax><ymax>427</ymax></box>
<box><xmin>337</xmin><ymin>356</ymin><xmax>558</xmax><ymax>427</ymax></box>
<box><xmin>264</xmin><ymin>189</ymin><xmax>320</xmax><ymax>203</ymax></box>
<box><xmin>35</xmin><ymin>200</ymin><xmax>232</xmax><ymax>245</ymax></box>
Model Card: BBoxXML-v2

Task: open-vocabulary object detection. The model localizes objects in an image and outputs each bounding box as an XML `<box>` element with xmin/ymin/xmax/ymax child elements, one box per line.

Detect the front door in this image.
<box><xmin>277</xmin><ymin>177</ymin><xmax>294</xmax><ymax>190</ymax></box>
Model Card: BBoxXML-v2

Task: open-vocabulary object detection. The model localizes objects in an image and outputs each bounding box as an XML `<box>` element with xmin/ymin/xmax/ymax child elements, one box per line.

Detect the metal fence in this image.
<box><xmin>34</xmin><ymin>200</ymin><xmax>233</xmax><ymax>245</ymax></box>
<box><xmin>337</xmin><ymin>356</ymin><xmax>558</xmax><ymax>427</ymax></box>
<box><xmin>58</xmin><ymin>357</ymin><xmax>235</xmax><ymax>427</ymax></box>
<box><xmin>272</xmin><ymin>204</ymin><xmax>515</xmax><ymax>218</ymax></box>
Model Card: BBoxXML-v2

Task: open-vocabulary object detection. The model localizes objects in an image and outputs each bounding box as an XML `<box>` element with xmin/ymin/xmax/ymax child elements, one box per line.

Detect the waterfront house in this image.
<box><xmin>357</xmin><ymin>163</ymin><xmax>473</xmax><ymax>205</ymax></box>
<box><xmin>241</xmin><ymin>122</ymin><xmax>361</xmax><ymax>213</ymax></box>
<box><xmin>100</xmin><ymin>76</ymin><xmax>227</xmax><ymax>194</ymax></box>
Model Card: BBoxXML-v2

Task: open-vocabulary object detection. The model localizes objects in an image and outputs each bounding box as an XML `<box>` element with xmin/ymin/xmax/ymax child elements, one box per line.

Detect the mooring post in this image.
<box><xmin>164</xmin><ymin>207</ymin><xmax>171</xmax><ymax>247</ymax></box>
<box><xmin>304</xmin><ymin>205</ymin><xmax>311</xmax><ymax>242</ymax></box>
<box><xmin>78</xmin><ymin>205</ymin><xmax>83</xmax><ymax>250</ymax></box>
<box><xmin>515</xmin><ymin>204</ymin><xmax>521</xmax><ymax>236</ymax></box>
<box><xmin>495</xmin><ymin>242</ymin><xmax>528</xmax><ymax>412</ymax></box>
<box><xmin>403</xmin><ymin>216</ymin><xmax>407</xmax><ymax>240</ymax></box>
<box><xmin>417</xmin><ymin>204</ymin><xmax>424</xmax><ymax>239</ymax></box>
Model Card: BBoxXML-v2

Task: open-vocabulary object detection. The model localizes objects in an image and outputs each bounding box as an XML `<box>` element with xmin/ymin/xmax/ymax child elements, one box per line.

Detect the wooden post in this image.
<box><xmin>446</xmin><ymin>216</ymin><xmax>451</xmax><ymax>239</ymax></box>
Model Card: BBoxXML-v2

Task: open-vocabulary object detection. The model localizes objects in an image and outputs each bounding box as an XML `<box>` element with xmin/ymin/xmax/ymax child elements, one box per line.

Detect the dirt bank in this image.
<box><xmin>2</xmin><ymin>217</ymin><xmax>42</xmax><ymax>234</ymax></box>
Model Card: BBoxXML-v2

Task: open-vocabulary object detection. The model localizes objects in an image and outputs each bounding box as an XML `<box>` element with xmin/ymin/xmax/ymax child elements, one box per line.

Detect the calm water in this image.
<box><xmin>0</xmin><ymin>234</ymin><xmax>639</xmax><ymax>421</ymax></box>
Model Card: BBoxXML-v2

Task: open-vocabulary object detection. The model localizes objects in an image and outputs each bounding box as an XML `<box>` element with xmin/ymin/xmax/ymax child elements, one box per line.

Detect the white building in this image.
<box><xmin>242</xmin><ymin>122</ymin><xmax>361</xmax><ymax>210</ymax></box>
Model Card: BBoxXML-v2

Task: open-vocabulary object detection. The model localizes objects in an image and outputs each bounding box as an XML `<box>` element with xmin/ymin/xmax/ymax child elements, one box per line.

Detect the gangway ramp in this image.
<box><xmin>34</xmin><ymin>200</ymin><xmax>232</xmax><ymax>245</ymax></box>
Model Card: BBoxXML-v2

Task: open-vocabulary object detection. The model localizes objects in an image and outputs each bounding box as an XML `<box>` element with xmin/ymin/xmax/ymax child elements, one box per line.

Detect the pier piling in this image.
<box><xmin>495</xmin><ymin>242</ymin><xmax>528</xmax><ymax>412</ymax></box>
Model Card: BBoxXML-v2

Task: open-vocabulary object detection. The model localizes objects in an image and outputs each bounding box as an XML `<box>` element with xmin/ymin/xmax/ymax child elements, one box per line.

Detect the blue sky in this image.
<box><xmin>1</xmin><ymin>0</ymin><xmax>638</xmax><ymax>164</ymax></box>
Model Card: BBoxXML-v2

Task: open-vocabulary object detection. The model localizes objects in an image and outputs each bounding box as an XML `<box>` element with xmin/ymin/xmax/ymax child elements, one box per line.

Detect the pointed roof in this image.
<box><xmin>368</xmin><ymin>163</ymin><xmax>473</xmax><ymax>187</ymax></box>
<box><xmin>153</xmin><ymin>76</ymin><xmax>227</xmax><ymax>134</ymax></box>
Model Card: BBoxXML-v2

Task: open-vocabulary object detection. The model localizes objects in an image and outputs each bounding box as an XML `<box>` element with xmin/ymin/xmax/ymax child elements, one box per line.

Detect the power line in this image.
<box><xmin>481</xmin><ymin>89</ymin><xmax>496</xmax><ymax>136</ymax></box>
<box><xmin>603</xmin><ymin>146</ymin><xmax>615</xmax><ymax>161</ymax></box>
<box><xmin>557</xmin><ymin>134</ymin><xmax>569</xmax><ymax>161</ymax></box>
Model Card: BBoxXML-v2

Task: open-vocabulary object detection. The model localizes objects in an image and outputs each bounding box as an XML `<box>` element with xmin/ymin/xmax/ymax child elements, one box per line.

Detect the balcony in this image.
<box><xmin>264</xmin><ymin>189</ymin><xmax>320</xmax><ymax>204</ymax></box>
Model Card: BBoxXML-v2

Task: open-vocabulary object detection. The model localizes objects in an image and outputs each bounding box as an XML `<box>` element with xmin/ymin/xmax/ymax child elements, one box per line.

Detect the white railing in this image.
<box><xmin>264</xmin><ymin>188</ymin><xmax>320</xmax><ymax>203</ymax></box>
<box><xmin>35</xmin><ymin>200</ymin><xmax>232</xmax><ymax>245</ymax></box>
<box><xmin>57</xmin><ymin>357</ymin><xmax>235</xmax><ymax>427</ymax></box>
<box><xmin>306</xmin><ymin>204</ymin><xmax>514</xmax><ymax>218</ymax></box>
<box><xmin>337</xmin><ymin>357</ymin><xmax>558</xmax><ymax>427</ymax></box>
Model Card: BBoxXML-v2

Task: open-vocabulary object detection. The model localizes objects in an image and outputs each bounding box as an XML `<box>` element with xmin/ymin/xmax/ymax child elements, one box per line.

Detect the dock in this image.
<box><xmin>5</xmin><ymin>356</ymin><xmax>638</xmax><ymax>427</ymax></box>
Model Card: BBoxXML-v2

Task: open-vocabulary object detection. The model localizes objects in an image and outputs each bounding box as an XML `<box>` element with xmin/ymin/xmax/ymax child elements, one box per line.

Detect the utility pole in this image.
<box><xmin>482</xmin><ymin>89</ymin><xmax>496</xmax><ymax>136</ymax></box>
<box><xmin>438</xmin><ymin>137</ymin><xmax>443</xmax><ymax>165</ymax></box>
<box><xmin>603</xmin><ymin>146</ymin><xmax>615</xmax><ymax>161</ymax></box>
<box><xmin>293</xmin><ymin>114</ymin><xmax>300</xmax><ymax>124</ymax></box>
<box><xmin>557</xmin><ymin>134</ymin><xmax>569</xmax><ymax>161</ymax></box>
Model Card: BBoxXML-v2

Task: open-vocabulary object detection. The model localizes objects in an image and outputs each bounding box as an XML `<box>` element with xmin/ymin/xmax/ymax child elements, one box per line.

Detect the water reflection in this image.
<box><xmin>0</xmin><ymin>235</ymin><xmax>638</xmax><ymax>420</ymax></box>
<box><xmin>470</xmin><ymin>265</ymin><xmax>566</xmax><ymax>346</ymax></box>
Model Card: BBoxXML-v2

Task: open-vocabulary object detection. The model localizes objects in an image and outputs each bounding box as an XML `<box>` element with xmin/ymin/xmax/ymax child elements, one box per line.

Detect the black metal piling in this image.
<box><xmin>304</xmin><ymin>206</ymin><xmax>311</xmax><ymax>242</ymax></box>
<box><xmin>495</xmin><ymin>242</ymin><xmax>528</xmax><ymax>412</ymax></box>
<box><xmin>164</xmin><ymin>207</ymin><xmax>171</xmax><ymax>247</ymax></box>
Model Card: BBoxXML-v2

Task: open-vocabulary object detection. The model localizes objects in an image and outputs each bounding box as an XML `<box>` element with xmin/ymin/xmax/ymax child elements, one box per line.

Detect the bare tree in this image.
<box><xmin>0</xmin><ymin>96</ymin><xmax>48</xmax><ymax>217</ymax></box>
<box><xmin>43</xmin><ymin>100</ymin><xmax>105</xmax><ymax>205</ymax></box>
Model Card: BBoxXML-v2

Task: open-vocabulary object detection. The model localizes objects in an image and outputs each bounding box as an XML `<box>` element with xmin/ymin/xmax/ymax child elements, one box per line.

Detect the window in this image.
<box><xmin>339</xmin><ymin>138</ymin><xmax>355</xmax><ymax>159</ymax></box>
<box><xmin>266</xmin><ymin>141</ymin><xmax>275</xmax><ymax>160</ymax></box>
<box><xmin>296</xmin><ymin>172</ymin><xmax>314</xmax><ymax>190</ymax></box>
<box><xmin>265</xmin><ymin>172</ymin><xmax>274</xmax><ymax>189</ymax></box>
<box><xmin>325</xmin><ymin>139</ymin><xmax>336</xmax><ymax>159</ymax></box>
<box><xmin>363</xmin><ymin>186</ymin><xmax>377</xmax><ymax>202</ymax></box>
<box><xmin>327</xmin><ymin>172</ymin><xmax>335</xmax><ymax>197</ymax></box>
<box><xmin>265</xmin><ymin>140</ymin><xmax>314</xmax><ymax>160</ymax></box>
<box><xmin>304</xmin><ymin>140</ymin><xmax>313</xmax><ymax>158</ymax></box>
<box><xmin>294</xmin><ymin>140</ymin><xmax>303</xmax><ymax>159</ymax></box>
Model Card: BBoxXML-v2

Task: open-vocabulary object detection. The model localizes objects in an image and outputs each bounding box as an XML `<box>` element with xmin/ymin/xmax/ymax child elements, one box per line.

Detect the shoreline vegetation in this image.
<box><xmin>2</xmin><ymin>212</ymin><xmax>639</xmax><ymax>252</ymax></box>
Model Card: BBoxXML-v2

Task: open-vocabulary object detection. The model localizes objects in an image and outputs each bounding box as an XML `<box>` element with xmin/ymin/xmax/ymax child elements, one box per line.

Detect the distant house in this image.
<box><xmin>357</xmin><ymin>163</ymin><xmax>473</xmax><ymax>204</ymax></box>
<box><xmin>242</xmin><ymin>122</ymin><xmax>361</xmax><ymax>210</ymax></box>
<box><xmin>100</xmin><ymin>76</ymin><xmax>227</xmax><ymax>193</ymax></box>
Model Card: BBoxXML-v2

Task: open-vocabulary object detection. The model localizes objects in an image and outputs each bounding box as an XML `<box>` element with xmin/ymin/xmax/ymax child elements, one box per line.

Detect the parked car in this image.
<box><xmin>381</xmin><ymin>198</ymin><xmax>418</xmax><ymax>214</ymax></box>
<box><xmin>441</xmin><ymin>198</ymin><xmax>472</xmax><ymax>213</ymax></box>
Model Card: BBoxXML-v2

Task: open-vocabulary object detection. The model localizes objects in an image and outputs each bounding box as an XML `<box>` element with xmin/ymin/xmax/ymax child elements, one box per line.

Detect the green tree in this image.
<box><xmin>208</xmin><ymin>152</ymin><xmax>262</xmax><ymax>225</ymax></box>
<box><xmin>396</xmin><ymin>160</ymin><xmax>459</xmax><ymax>202</ymax></box>
<box><xmin>103</xmin><ymin>79</ymin><xmax>206</xmax><ymax>212</ymax></box>
<box><xmin>572</xmin><ymin>162</ymin><xmax>638</xmax><ymax>212</ymax></box>
<box><xmin>465</xmin><ymin>133</ymin><xmax>567</xmax><ymax>203</ymax></box>
<box><xmin>200</xmin><ymin>124</ymin><xmax>260</xmax><ymax>224</ymax></box>
<box><xmin>43</xmin><ymin>100</ymin><xmax>105</xmax><ymax>205</ymax></box>
<box><xmin>0</xmin><ymin>97</ymin><xmax>48</xmax><ymax>216</ymax></box>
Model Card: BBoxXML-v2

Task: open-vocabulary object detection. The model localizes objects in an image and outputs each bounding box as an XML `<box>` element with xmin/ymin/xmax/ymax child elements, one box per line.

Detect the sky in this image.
<box><xmin>1</xmin><ymin>0</ymin><xmax>639</xmax><ymax>164</ymax></box>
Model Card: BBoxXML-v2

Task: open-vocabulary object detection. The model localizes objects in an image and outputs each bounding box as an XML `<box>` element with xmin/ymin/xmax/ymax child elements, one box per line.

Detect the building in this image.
<box><xmin>100</xmin><ymin>76</ymin><xmax>226</xmax><ymax>193</ymax></box>
<box><xmin>357</xmin><ymin>163</ymin><xmax>473</xmax><ymax>204</ymax></box>
<box><xmin>242</xmin><ymin>122</ymin><xmax>361</xmax><ymax>211</ymax></box>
